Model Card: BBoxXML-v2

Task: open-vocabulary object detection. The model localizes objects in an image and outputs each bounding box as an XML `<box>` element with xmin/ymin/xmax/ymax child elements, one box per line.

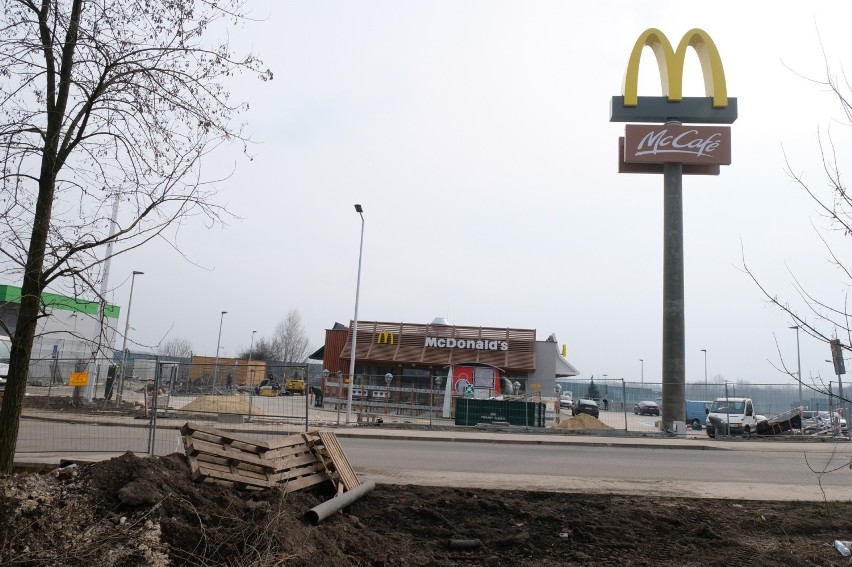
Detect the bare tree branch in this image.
<box><xmin>0</xmin><ymin>0</ymin><xmax>271</xmax><ymax>472</ymax></box>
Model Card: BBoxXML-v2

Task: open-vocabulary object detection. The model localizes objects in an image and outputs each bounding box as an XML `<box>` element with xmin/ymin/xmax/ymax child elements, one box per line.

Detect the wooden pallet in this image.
<box><xmin>265</xmin><ymin>433</ymin><xmax>329</xmax><ymax>493</ymax></box>
<box><xmin>181</xmin><ymin>423</ymin><xmax>279</xmax><ymax>490</ymax></box>
<box><xmin>181</xmin><ymin>423</ymin><xmax>360</xmax><ymax>494</ymax></box>
<box><xmin>312</xmin><ymin>430</ymin><xmax>361</xmax><ymax>493</ymax></box>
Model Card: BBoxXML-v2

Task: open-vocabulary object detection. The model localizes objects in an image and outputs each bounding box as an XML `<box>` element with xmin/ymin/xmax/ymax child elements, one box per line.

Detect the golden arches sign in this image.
<box><xmin>376</xmin><ymin>331</ymin><xmax>395</xmax><ymax>345</ymax></box>
<box><xmin>622</xmin><ymin>28</ymin><xmax>727</xmax><ymax>108</ymax></box>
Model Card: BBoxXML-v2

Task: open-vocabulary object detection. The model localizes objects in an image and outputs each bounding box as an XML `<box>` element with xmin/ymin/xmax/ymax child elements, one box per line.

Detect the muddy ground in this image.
<box><xmin>2</xmin><ymin>452</ymin><xmax>852</xmax><ymax>566</ymax></box>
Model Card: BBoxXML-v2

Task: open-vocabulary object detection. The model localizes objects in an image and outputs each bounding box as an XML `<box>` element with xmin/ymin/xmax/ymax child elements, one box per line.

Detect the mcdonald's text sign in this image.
<box><xmin>624</xmin><ymin>124</ymin><xmax>731</xmax><ymax>165</ymax></box>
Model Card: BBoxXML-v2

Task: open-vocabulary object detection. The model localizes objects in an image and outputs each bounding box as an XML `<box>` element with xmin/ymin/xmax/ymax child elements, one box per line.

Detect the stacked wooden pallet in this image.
<box><xmin>180</xmin><ymin>422</ymin><xmax>361</xmax><ymax>494</ymax></box>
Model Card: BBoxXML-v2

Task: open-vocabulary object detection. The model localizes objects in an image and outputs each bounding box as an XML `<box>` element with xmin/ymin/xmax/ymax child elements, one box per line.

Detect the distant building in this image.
<box><xmin>0</xmin><ymin>284</ymin><xmax>120</xmax><ymax>363</ymax></box>
<box><xmin>315</xmin><ymin>318</ymin><xmax>579</xmax><ymax>405</ymax></box>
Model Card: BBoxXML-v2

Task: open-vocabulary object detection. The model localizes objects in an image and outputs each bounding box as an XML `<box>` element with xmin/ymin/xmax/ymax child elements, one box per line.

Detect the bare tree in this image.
<box><xmin>272</xmin><ymin>310</ymin><xmax>312</xmax><ymax>363</ymax></box>
<box><xmin>744</xmin><ymin>50</ymin><xmax>852</xmax><ymax>400</ymax></box>
<box><xmin>0</xmin><ymin>0</ymin><xmax>271</xmax><ymax>472</ymax></box>
<box><xmin>237</xmin><ymin>336</ymin><xmax>277</xmax><ymax>362</ymax></box>
<box><xmin>158</xmin><ymin>337</ymin><xmax>193</xmax><ymax>359</ymax></box>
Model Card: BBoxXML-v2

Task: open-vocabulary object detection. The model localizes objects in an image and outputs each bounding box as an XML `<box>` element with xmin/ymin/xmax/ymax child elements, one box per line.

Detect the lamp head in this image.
<box><xmin>354</xmin><ymin>204</ymin><xmax>363</xmax><ymax>213</ymax></box>
<box><xmin>132</xmin><ymin>270</ymin><xmax>144</xmax><ymax>275</ymax></box>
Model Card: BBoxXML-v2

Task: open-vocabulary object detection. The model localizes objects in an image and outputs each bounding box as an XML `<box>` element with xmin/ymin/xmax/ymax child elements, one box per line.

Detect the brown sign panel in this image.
<box><xmin>624</xmin><ymin>124</ymin><xmax>731</xmax><ymax>165</ymax></box>
<box><xmin>618</xmin><ymin>138</ymin><xmax>720</xmax><ymax>175</ymax></box>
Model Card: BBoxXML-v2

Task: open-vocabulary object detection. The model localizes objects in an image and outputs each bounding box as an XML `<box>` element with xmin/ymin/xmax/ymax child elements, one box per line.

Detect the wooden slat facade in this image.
<box><xmin>334</xmin><ymin>321</ymin><xmax>537</xmax><ymax>372</ymax></box>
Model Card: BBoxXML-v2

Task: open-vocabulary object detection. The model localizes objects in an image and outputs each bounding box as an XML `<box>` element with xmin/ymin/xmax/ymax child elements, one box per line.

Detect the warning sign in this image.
<box><xmin>68</xmin><ymin>371</ymin><xmax>89</xmax><ymax>387</ymax></box>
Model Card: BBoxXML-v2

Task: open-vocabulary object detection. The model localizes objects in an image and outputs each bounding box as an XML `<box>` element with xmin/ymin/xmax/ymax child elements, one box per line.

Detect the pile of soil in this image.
<box><xmin>555</xmin><ymin>413</ymin><xmax>614</xmax><ymax>430</ymax></box>
<box><xmin>2</xmin><ymin>452</ymin><xmax>851</xmax><ymax>566</ymax></box>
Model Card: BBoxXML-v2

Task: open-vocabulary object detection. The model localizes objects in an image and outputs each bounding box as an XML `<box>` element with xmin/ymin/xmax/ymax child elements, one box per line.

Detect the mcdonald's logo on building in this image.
<box><xmin>611</xmin><ymin>28</ymin><xmax>737</xmax><ymax>125</ymax></box>
<box><xmin>377</xmin><ymin>331</ymin><xmax>395</xmax><ymax>345</ymax></box>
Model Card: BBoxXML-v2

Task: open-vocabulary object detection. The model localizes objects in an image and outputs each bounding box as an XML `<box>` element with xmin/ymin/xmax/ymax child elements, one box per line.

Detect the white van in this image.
<box><xmin>705</xmin><ymin>397</ymin><xmax>758</xmax><ymax>438</ymax></box>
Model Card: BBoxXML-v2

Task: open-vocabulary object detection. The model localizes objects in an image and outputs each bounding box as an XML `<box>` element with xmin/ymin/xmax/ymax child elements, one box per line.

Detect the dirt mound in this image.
<box><xmin>555</xmin><ymin>413</ymin><xmax>614</xmax><ymax>430</ymax></box>
<box><xmin>179</xmin><ymin>395</ymin><xmax>264</xmax><ymax>415</ymax></box>
<box><xmin>2</xmin><ymin>452</ymin><xmax>852</xmax><ymax>565</ymax></box>
<box><xmin>0</xmin><ymin>452</ymin><xmax>852</xmax><ymax>567</ymax></box>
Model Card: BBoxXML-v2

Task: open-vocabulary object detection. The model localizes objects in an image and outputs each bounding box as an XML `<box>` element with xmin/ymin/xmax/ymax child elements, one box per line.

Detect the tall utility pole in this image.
<box><xmin>701</xmin><ymin>349</ymin><xmax>708</xmax><ymax>399</ymax></box>
<box><xmin>87</xmin><ymin>193</ymin><xmax>121</xmax><ymax>402</ymax></box>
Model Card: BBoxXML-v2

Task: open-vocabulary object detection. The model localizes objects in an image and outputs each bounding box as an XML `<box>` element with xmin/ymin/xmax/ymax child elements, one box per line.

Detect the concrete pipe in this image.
<box><xmin>305</xmin><ymin>481</ymin><xmax>376</xmax><ymax>525</ymax></box>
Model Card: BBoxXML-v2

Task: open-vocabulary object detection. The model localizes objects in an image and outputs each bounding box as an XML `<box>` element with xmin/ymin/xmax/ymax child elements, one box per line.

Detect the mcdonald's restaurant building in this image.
<box><xmin>316</xmin><ymin>319</ymin><xmax>579</xmax><ymax>412</ymax></box>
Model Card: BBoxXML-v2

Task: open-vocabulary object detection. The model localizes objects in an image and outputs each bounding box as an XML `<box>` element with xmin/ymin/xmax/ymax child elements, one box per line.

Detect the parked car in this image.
<box><xmin>573</xmin><ymin>398</ymin><xmax>599</xmax><ymax>419</ymax></box>
<box><xmin>559</xmin><ymin>392</ymin><xmax>574</xmax><ymax>408</ymax></box>
<box><xmin>827</xmin><ymin>411</ymin><xmax>848</xmax><ymax>433</ymax></box>
<box><xmin>633</xmin><ymin>401</ymin><xmax>660</xmax><ymax>416</ymax></box>
<box><xmin>801</xmin><ymin>410</ymin><xmax>848</xmax><ymax>434</ymax></box>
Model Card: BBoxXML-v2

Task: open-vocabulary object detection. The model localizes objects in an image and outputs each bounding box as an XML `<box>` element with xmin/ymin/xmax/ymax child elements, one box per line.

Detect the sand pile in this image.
<box><xmin>555</xmin><ymin>413</ymin><xmax>614</xmax><ymax>430</ymax></box>
<box><xmin>179</xmin><ymin>395</ymin><xmax>264</xmax><ymax>415</ymax></box>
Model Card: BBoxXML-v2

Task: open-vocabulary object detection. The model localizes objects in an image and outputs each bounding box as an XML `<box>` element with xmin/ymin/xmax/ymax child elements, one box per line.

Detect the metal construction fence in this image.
<box><xmin>556</xmin><ymin>378</ymin><xmax>851</xmax><ymax>416</ymax></box>
<box><xmin>11</xmin><ymin>364</ymin><xmax>852</xmax><ymax>456</ymax></box>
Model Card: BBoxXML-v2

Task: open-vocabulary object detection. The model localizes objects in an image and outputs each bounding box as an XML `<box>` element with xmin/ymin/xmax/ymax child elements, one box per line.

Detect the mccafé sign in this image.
<box><xmin>612</xmin><ymin>27</ymin><xmax>737</xmax><ymax>173</ymax></box>
<box><xmin>425</xmin><ymin>337</ymin><xmax>509</xmax><ymax>352</ymax></box>
<box><xmin>623</xmin><ymin>124</ymin><xmax>731</xmax><ymax>165</ymax></box>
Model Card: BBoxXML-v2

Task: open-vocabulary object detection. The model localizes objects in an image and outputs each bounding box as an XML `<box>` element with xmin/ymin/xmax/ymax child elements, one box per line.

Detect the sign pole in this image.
<box><xmin>662</xmin><ymin>159</ymin><xmax>685</xmax><ymax>430</ymax></box>
<box><xmin>612</xmin><ymin>27</ymin><xmax>737</xmax><ymax>433</ymax></box>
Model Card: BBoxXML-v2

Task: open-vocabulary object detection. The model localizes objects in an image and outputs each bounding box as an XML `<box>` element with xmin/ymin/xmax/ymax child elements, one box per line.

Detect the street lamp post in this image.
<box><xmin>384</xmin><ymin>373</ymin><xmax>393</xmax><ymax>415</ymax></box>
<box><xmin>347</xmin><ymin>203</ymin><xmax>365</xmax><ymax>424</ymax></box>
<box><xmin>336</xmin><ymin>370</ymin><xmax>343</xmax><ymax>425</ymax></box>
<box><xmin>639</xmin><ymin>359</ymin><xmax>644</xmax><ymax>398</ymax></box>
<box><xmin>213</xmin><ymin>311</ymin><xmax>227</xmax><ymax>391</ymax></box>
<box><xmin>701</xmin><ymin>349</ymin><xmax>708</xmax><ymax>399</ymax></box>
<box><xmin>248</xmin><ymin>330</ymin><xmax>257</xmax><ymax>388</ymax></box>
<box><xmin>724</xmin><ymin>381</ymin><xmax>731</xmax><ymax>437</ymax></box>
<box><xmin>790</xmin><ymin>325</ymin><xmax>802</xmax><ymax>409</ymax></box>
<box><xmin>321</xmin><ymin>369</ymin><xmax>330</xmax><ymax>411</ymax></box>
<box><xmin>116</xmin><ymin>270</ymin><xmax>144</xmax><ymax>406</ymax></box>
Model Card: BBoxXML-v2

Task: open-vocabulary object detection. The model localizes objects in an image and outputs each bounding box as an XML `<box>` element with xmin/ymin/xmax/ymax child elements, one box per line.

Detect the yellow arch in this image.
<box><xmin>622</xmin><ymin>28</ymin><xmax>728</xmax><ymax>108</ymax></box>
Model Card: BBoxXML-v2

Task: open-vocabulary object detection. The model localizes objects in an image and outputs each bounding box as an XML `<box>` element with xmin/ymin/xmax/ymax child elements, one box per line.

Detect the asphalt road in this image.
<box><xmin>338</xmin><ymin>437</ymin><xmax>852</xmax><ymax>501</ymax></box>
<box><xmin>14</xmin><ymin>418</ymin><xmax>852</xmax><ymax>500</ymax></box>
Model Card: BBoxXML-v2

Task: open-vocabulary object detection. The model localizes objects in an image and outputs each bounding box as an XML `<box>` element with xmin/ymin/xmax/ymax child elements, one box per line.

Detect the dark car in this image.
<box><xmin>573</xmin><ymin>398</ymin><xmax>600</xmax><ymax>419</ymax></box>
<box><xmin>633</xmin><ymin>401</ymin><xmax>660</xmax><ymax>416</ymax></box>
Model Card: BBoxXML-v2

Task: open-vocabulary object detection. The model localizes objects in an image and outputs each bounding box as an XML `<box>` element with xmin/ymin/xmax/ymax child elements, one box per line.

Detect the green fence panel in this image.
<box><xmin>454</xmin><ymin>399</ymin><xmax>545</xmax><ymax>427</ymax></box>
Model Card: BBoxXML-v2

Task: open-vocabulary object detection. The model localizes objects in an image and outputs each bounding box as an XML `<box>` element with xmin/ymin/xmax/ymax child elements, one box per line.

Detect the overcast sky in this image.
<box><xmin>79</xmin><ymin>1</ymin><xmax>852</xmax><ymax>386</ymax></box>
